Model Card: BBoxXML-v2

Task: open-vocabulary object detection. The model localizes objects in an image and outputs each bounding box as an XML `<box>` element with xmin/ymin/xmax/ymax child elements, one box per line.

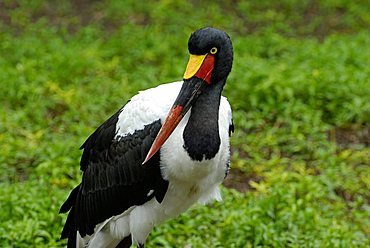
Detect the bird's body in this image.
<box><xmin>61</xmin><ymin>27</ymin><xmax>234</xmax><ymax>248</ymax></box>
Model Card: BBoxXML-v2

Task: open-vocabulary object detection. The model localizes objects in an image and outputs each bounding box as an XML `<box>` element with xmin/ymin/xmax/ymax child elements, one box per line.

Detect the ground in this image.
<box><xmin>0</xmin><ymin>1</ymin><xmax>369</xmax><ymax>247</ymax></box>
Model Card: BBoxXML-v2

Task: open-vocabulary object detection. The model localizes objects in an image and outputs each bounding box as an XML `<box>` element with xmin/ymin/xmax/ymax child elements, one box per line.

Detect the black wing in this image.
<box><xmin>79</xmin><ymin>109</ymin><xmax>122</xmax><ymax>171</ymax></box>
<box><xmin>60</xmin><ymin>112</ymin><xmax>168</xmax><ymax>247</ymax></box>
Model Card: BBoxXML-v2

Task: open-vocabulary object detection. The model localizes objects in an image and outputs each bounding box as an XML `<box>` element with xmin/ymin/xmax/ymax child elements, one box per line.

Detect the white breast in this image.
<box><xmin>86</xmin><ymin>81</ymin><xmax>233</xmax><ymax>247</ymax></box>
<box><xmin>116</xmin><ymin>81</ymin><xmax>231</xmax><ymax>202</ymax></box>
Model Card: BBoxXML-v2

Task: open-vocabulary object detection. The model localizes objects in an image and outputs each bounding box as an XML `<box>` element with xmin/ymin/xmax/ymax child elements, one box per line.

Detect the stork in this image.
<box><xmin>60</xmin><ymin>27</ymin><xmax>234</xmax><ymax>248</ymax></box>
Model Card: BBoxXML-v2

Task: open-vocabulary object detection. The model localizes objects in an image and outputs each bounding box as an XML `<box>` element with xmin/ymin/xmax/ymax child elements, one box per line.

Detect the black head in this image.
<box><xmin>187</xmin><ymin>27</ymin><xmax>233</xmax><ymax>84</ymax></box>
<box><xmin>143</xmin><ymin>27</ymin><xmax>233</xmax><ymax>164</ymax></box>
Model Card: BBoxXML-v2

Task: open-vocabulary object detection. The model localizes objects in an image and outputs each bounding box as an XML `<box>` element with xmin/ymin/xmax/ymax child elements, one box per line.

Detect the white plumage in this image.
<box><xmin>79</xmin><ymin>81</ymin><xmax>232</xmax><ymax>247</ymax></box>
<box><xmin>60</xmin><ymin>27</ymin><xmax>234</xmax><ymax>248</ymax></box>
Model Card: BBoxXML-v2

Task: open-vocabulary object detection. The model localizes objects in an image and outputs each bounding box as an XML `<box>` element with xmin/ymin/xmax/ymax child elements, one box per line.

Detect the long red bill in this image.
<box><xmin>142</xmin><ymin>105</ymin><xmax>184</xmax><ymax>164</ymax></box>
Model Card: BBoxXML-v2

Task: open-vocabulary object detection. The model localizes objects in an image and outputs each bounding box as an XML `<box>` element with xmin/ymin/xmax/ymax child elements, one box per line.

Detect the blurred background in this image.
<box><xmin>0</xmin><ymin>0</ymin><xmax>369</xmax><ymax>247</ymax></box>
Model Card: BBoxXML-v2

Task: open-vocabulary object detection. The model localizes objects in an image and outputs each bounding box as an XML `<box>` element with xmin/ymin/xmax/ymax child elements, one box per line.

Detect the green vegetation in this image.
<box><xmin>1</xmin><ymin>0</ymin><xmax>369</xmax><ymax>247</ymax></box>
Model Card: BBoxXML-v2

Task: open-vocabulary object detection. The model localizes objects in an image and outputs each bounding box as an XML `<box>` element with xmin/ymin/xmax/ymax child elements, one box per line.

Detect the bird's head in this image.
<box><xmin>185</xmin><ymin>27</ymin><xmax>233</xmax><ymax>84</ymax></box>
<box><xmin>143</xmin><ymin>27</ymin><xmax>233</xmax><ymax>164</ymax></box>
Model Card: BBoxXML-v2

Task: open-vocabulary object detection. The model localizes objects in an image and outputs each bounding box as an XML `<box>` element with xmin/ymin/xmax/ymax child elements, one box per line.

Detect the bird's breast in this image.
<box><xmin>160</xmin><ymin>109</ymin><xmax>230</xmax><ymax>185</ymax></box>
<box><xmin>113</xmin><ymin>80</ymin><xmax>231</xmax><ymax>191</ymax></box>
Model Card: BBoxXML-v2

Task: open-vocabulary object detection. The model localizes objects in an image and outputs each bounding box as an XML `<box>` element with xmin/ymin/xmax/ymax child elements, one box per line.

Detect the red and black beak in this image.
<box><xmin>142</xmin><ymin>53</ymin><xmax>215</xmax><ymax>164</ymax></box>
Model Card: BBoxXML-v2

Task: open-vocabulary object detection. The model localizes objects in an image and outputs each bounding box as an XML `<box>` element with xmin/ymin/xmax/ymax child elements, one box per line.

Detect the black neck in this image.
<box><xmin>183</xmin><ymin>82</ymin><xmax>224</xmax><ymax>161</ymax></box>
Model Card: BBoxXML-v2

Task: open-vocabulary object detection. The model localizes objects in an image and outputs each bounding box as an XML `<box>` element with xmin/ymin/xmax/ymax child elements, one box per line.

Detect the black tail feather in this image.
<box><xmin>60</xmin><ymin>185</ymin><xmax>80</xmax><ymax>213</ymax></box>
<box><xmin>60</xmin><ymin>185</ymin><xmax>80</xmax><ymax>248</ymax></box>
<box><xmin>116</xmin><ymin>235</ymin><xmax>132</xmax><ymax>248</ymax></box>
<box><xmin>67</xmin><ymin>228</ymin><xmax>77</xmax><ymax>248</ymax></box>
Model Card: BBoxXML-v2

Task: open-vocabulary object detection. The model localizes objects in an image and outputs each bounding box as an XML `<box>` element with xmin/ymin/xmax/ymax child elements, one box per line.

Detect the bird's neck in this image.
<box><xmin>183</xmin><ymin>82</ymin><xmax>224</xmax><ymax>161</ymax></box>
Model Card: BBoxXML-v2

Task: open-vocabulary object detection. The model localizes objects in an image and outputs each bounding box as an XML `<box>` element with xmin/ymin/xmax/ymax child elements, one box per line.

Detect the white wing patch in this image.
<box><xmin>115</xmin><ymin>81</ymin><xmax>183</xmax><ymax>138</ymax></box>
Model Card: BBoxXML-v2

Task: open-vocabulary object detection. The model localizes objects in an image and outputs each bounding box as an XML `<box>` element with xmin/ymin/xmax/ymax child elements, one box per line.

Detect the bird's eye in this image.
<box><xmin>210</xmin><ymin>47</ymin><xmax>217</xmax><ymax>54</ymax></box>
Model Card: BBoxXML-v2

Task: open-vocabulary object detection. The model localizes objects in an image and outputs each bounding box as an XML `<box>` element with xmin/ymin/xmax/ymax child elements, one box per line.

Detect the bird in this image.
<box><xmin>59</xmin><ymin>27</ymin><xmax>234</xmax><ymax>248</ymax></box>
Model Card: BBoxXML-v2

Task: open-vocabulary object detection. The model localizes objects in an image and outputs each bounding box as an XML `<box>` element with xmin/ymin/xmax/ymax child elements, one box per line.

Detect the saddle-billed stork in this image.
<box><xmin>60</xmin><ymin>27</ymin><xmax>234</xmax><ymax>248</ymax></box>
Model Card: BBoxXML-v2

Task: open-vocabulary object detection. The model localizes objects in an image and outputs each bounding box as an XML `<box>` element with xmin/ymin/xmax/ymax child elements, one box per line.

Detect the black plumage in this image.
<box><xmin>79</xmin><ymin>109</ymin><xmax>122</xmax><ymax>171</ymax></box>
<box><xmin>60</xmin><ymin>117</ymin><xmax>168</xmax><ymax>248</ymax></box>
<box><xmin>60</xmin><ymin>27</ymin><xmax>234</xmax><ymax>248</ymax></box>
<box><xmin>183</xmin><ymin>81</ymin><xmax>223</xmax><ymax>161</ymax></box>
<box><xmin>115</xmin><ymin>235</ymin><xmax>133</xmax><ymax>248</ymax></box>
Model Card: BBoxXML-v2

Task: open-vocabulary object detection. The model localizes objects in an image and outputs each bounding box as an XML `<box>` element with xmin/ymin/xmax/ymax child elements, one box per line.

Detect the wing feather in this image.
<box><xmin>60</xmin><ymin>118</ymin><xmax>168</xmax><ymax>245</ymax></box>
<box><xmin>61</xmin><ymin>82</ymin><xmax>184</xmax><ymax>247</ymax></box>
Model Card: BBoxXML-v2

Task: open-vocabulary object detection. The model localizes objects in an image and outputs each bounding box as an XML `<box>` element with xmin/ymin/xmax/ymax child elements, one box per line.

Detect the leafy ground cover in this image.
<box><xmin>0</xmin><ymin>0</ymin><xmax>369</xmax><ymax>247</ymax></box>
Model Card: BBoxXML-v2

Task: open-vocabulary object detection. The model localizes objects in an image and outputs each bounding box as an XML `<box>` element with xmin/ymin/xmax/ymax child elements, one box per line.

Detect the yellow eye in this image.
<box><xmin>210</xmin><ymin>47</ymin><xmax>217</xmax><ymax>54</ymax></box>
